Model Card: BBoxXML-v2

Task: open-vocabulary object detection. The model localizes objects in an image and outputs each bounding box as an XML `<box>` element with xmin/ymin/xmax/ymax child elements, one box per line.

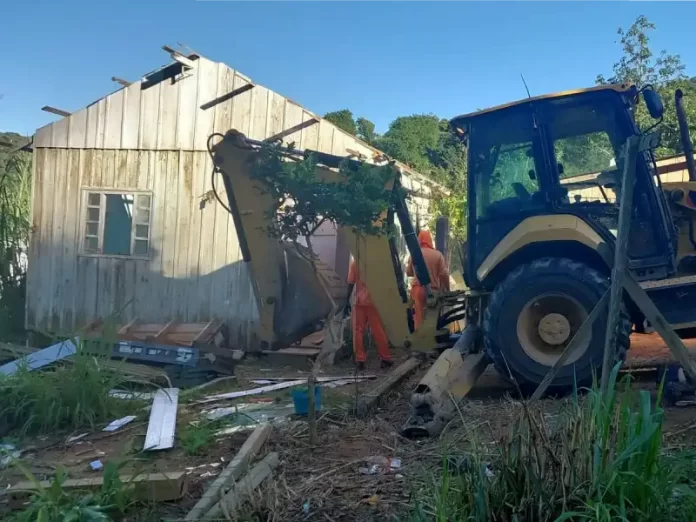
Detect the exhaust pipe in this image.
<box><xmin>675</xmin><ymin>89</ymin><xmax>696</xmax><ymax>181</ymax></box>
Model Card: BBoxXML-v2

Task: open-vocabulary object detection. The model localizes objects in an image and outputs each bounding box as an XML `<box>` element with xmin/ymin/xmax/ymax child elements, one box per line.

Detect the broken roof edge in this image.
<box><xmin>33</xmin><ymin>48</ymin><xmax>449</xmax><ymax>194</ymax></box>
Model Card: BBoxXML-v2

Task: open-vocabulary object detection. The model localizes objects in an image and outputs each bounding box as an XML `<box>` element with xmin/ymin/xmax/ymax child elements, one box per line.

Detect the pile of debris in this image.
<box><xmin>0</xmin><ymin>319</ymin><xmax>242</xmax><ymax>387</ymax></box>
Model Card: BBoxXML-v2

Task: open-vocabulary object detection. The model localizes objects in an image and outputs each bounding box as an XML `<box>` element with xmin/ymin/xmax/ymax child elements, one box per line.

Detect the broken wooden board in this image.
<box><xmin>6</xmin><ymin>471</ymin><xmax>188</xmax><ymax>509</ymax></box>
<box><xmin>250</xmin><ymin>374</ymin><xmax>376</xmax><ymax>385</ymax></box>
<box><xmin>261</xmin><ymin>347</ymin><xmax>320</xmax><ymax>367</ymax></box>
<box><xmin>144</xmin><ymin>388</ymin><xmax>179</xmax><ymax>451</ymax></box>
<box><xmin>185</xmin><ymin>425</ymin><xmax>271</xmax><ymax>520</ymax></box>
<box><xmin>0</xmin><ymin>338</ymin><xmax>79</xmax><ymax>376</ymax></box>
<box><xmin>203</xmin><ymin>452</ymin><xmax>280</xmax><ymax>520</ymax></box>
<box><xmin>196</xmin><ymin>380</ymin><xmax>306</xmax><ymax>404</ymax></box>
<box><xmin>357</xmin><ymin>357</ymin><xmax>421</xmax><ymax>415</ymax></box>
<box><xmin>85</xmin><ymin>320</ymin><xmax>225</xmax><ymax>348</ymax></box>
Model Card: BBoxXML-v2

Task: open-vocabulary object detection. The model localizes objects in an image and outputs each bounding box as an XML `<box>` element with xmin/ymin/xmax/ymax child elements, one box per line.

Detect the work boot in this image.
<box><xmin>356</xmin><ymin>361</ymin><xmax>366</xmax><ymax>371</ymax></box>
<box><xmin>380</xmin><ymin>359</ymin><xmax>394</xmax><ymax>370</ymax></box>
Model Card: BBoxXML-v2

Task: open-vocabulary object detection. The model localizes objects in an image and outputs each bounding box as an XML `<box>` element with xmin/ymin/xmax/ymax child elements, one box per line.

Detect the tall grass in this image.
<box><xmin>0</xmin><ymin>147</ymin><xmax>31</xmax><ymax>341</ymax></box>
<box><xmin>0</xmin><ymin>341</ymin><xmax>141</xmax><ymax>437</ymax></box>
<box><xmin>412</xmin><ymin>362</ymin><xmax>696</xmax><ymax>522</ymax></box>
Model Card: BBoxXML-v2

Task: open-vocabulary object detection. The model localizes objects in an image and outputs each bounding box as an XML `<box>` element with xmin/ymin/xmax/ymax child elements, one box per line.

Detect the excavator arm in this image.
<box><xmin>211</xmin><ymin>130</ymin><xmax>479</xmax><ymax>437</ymax></box>
<box><xmin>209</xmin><ymin>130</ymin><xmax>456</xmax><ymax>350</ymax></box>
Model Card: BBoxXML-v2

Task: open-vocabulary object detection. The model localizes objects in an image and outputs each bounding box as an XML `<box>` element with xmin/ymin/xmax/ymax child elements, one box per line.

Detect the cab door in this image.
<box><xmin>465</xmin><ymin>104</ymin><xmax>553</xmax><ymax>289</ymax></box>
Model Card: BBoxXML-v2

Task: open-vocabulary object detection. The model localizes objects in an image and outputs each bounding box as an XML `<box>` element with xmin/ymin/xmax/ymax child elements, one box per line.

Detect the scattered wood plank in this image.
<box><xmin>41</xmin><ymin>105</ymin><xmax>71</xmax><ymax>117</ymax></box>
<box><xmin>144</xmin><ymin>388</ymin><xmax>179</xmax><ymax>450</ymax></box>
<box><xmin>184</xmin><ymin>375</ymin><xmax>237</xmax><ymax>395</ymax></box>
<box><xmin>250</xmin><ymin>374</ymin><xmax>376</xmax><ymax>385</ymax></box>
<box><xmin>0</xmin><ymin>338</ymin><xmax>79</xmax><ymax>376</ymax></box>
<box><xmin>261</xmin><ymin>347</ymin><xmax>320</xmax><ymax>357</ymax></box>
<box><xmin>185</xmin><ymin>425</ymin><xmax>271</xmax><ymax>520</ymax></box>
<box><xmin>151</xmin><ymin>320</ymin><xmax>177</xmax><ymax>341</ymax></box>
<box><xmin>193</xmin><ymin>319</ymin><xmax>223</xmax><ymax>344</ymax></box>
<box><xmin>6</xmin><ymin>471</ymin><xmax>188</xmax><ymax>509</ymax></box>
<box><xmin>203</xmin><ymin>452</ymin><xmax>280</xmax><ymax>520</ymax></box>
<box><xmin>357</xmin><ymin>357</ymin><xmax>421</xmax><ymax>415</ymax></box>
<box><xmin>118</xmin><ymin>317</ymin><xmax>139</xmax><ymax>334</ymax></box>
<box><xmin>162</xmin><ymin>45</ymin><xmax>196</xmax><ymax>68</ymax></box>
<box><xmin>112</xmin><ymin>76</ymin><xmax>131</xmax><ymax>87</ymax></box>
<box><xmin>196</xmin><ymin>380</ymin><xmax>306</xmax><ymax>404</ymax></box>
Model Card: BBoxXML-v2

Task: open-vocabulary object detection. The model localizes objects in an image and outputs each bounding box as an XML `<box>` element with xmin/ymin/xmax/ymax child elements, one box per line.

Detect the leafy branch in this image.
<box><xmin>249</xmin><ymin>141</ymin><xmax>403</xmax><ymax>241</ymax></box>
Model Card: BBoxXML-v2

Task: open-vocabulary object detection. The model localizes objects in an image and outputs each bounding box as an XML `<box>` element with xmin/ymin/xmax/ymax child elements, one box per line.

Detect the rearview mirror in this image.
<box><xmin>643</xmin><ymin>89</ymin><xmax>664</xmax><ymax>119</ymax></box>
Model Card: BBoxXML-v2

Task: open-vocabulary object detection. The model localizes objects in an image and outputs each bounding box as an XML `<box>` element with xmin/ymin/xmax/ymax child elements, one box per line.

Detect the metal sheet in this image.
<box><xmin>0</xmin><ymin>337</ymin><xmax>79</xmax><ymax>376</ymax></box>
<box><xmin>144</xmin><ymin>388</ymin><xmax>179</xmax><ymax>451</ymax></box>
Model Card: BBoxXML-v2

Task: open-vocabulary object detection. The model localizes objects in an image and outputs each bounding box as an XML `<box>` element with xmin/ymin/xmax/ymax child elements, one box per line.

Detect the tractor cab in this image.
<box><xmin>450</xmin><ymin>84</ymin><xmax>676</xmax><ymax>291</ymax></box>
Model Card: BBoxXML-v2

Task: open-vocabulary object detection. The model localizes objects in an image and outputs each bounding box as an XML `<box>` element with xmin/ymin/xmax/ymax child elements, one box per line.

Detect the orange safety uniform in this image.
<box><xmin>406</xmin><ymin>230</ymin><xmax>450</xmax><ymax>330</ymax></box>
<box><xmin>347</xmin><ymin>259</ymin><xmax>391</xmax><ymax>363</ymax></box>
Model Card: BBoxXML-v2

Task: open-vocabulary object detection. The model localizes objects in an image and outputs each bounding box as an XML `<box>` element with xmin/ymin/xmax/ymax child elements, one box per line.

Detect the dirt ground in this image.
<box><xmin>3</xmin><ymin>334</ymin><xmax>696</xmax><ymax>521</ymax></box>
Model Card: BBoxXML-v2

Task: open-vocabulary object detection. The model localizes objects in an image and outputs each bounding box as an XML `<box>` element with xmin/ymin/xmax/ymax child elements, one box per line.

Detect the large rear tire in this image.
<box><xmin>483</xmin><ymin>257</ymin><xmax>630</xmax><ymax>394</ymax></box>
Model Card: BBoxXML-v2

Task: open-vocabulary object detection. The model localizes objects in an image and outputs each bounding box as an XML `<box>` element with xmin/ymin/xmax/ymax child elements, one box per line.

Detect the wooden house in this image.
<box><xmin>27</xmin><ymin>49</ymin><xmax>441</xmax><ymax>348</ymax></box>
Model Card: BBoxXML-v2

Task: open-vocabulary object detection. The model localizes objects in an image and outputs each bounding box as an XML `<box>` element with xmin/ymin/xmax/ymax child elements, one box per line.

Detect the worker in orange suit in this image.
<box><xmin>346</xmin><ymin>258</ymin><xmax>393</xmax><ymax>371</ymax></box>
<box><xmin>406</xmin><ymin>230</ymin><xmax>450</xmax><ymax>330</ymax></box>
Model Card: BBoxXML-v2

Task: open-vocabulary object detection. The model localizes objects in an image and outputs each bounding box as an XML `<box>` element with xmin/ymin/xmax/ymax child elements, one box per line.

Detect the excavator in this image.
<box><xmin>210</xmin><ymin>82</ymin><xmax>696</xmax><ymax>437</ymax></box>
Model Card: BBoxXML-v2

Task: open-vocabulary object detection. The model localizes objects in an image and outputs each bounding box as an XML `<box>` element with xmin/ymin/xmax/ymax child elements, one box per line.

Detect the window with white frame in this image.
<box><xmin>82</xmin><ymin>190</ymin><xmax>152</xmax><ymax>257</ymax></box>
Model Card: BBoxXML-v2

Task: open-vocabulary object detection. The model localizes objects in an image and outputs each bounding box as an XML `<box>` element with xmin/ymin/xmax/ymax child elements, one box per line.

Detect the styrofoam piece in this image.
<box><xmin>103</xmin><ymin>415</ymin><xmax>137</xmax><ymax>432</ymax></box>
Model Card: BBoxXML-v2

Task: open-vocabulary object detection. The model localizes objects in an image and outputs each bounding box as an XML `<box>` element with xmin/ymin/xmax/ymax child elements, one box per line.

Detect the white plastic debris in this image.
<box><xmin>90</xmin><ymin>460</ymin><xmax>103</xmax><ymax>471</ymax></box>
<box><xmin>103</xmin><ymin>415</ymin><xmax>137</xmax><ymax>432</ymax></box>
<box><xmin>0</xmin><ymin>444</ymin><xmax>20</xmax><ymax>469</ymax></box>
<box><xmin>66</xmin><ymin>433</ymin><xmax>89</xmax><ymax>443</ymax></box>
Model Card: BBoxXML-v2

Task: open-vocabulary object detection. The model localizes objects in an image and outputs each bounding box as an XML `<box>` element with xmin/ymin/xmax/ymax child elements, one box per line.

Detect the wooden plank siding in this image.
<box><xmin>26</xmin><ymin>148</ymin><xmax>256</xmax><ymax>338</ymax></box>
<box><xmin>28</xmin><ymin>54</ymin><xmax>440</xmax><ymax>347</ymax></box>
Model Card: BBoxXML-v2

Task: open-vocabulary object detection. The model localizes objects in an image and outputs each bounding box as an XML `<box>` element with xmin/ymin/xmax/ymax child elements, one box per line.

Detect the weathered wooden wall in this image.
<box><xmin>26</xmin><ymin>148</ymin><xmax>258</xmax><ymax>347</ymax></box>
<box><xmin>33</xmin><ymin>56</ymin><xmax>437</xmax><ymax>212</ymax></box>
<box><xmin>28</xmin><ymin>54</ymin><xmax>440</xmax><ymax>346</ymax></box>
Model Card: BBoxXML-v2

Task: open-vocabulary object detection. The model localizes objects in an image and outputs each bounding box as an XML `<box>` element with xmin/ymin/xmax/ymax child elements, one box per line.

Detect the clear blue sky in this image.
<box><xmin>2</xmin><ymin>1</ymin><xmax>695</xmax><ymax>136</ymax></box>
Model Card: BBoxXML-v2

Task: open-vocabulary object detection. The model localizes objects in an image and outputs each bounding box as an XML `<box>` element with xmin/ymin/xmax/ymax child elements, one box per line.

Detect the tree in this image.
<box><xmin>356</xmin><ymin>117</ymin><xmax>376</xmax><ymax>145</ymax></box>
<box><xmin>376</xmin><ymin>115</ymin><xmax>442</xmax><ymax>172</ymax></box>
<box><xmin>373</xmin><ymin>115</ymin><xmax>468</xmax><ymax>240</ymax></box>
<box><xmin>596</xmin><ymin>15</ymin><xmax>694</xmax><ymax>157</ymax></box>
<box><xmin>0</xmin><ymin>133</ymin><xmax>31</xmax><ymax>340</ymax></box>
<box><xmin>324</xmin><ymin>109</ymin><xmax>357</xmax><ymax>136</ymax></box>
<box><xmin>250</xmin><ymin>141</ymin><xmax>400</xmax><ymax>242</ymax></box>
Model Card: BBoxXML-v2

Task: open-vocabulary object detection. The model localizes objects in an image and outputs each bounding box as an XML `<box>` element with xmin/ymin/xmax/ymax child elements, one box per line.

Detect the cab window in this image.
<box><xmin>544</xmin><ymin>94</ymin><xmax>628</xmax><ymax>204</ymax></box>
<box><xmin>468</xmin><ymin>107</ymin><xmax>542</xmax><ymax>219</ymax></box>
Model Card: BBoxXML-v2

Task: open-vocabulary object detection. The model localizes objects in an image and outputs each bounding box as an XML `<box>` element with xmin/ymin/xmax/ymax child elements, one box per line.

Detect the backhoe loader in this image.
<box><xmin>210</xmin><ymin>83</ymin><xmax>696</xmax><ymax>437</ymax></box>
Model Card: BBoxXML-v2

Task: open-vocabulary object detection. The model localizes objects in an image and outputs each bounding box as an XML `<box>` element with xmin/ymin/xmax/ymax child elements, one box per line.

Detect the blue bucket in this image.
<box><xmin>291</xmin><ymin>387</ymin><xmax>322</xmax><ymax>415</ymax></box>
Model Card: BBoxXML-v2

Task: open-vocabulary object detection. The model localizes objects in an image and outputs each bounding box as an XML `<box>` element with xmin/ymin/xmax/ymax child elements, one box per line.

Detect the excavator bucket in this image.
<box><xmin>274</xmin><ymin>242</ymin><xmax>346</xmax><ymax>345</ymax></box>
